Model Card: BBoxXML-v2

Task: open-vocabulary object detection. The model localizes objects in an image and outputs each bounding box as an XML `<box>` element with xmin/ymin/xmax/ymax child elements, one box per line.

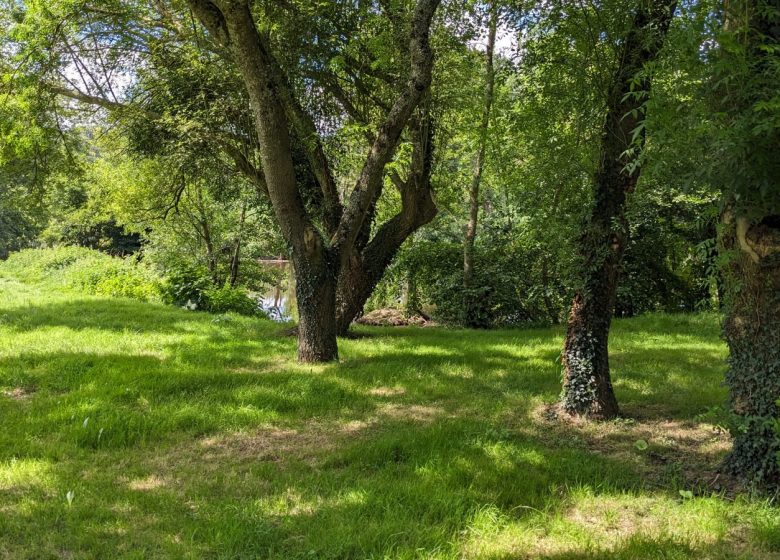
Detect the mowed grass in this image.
<box><xmin>0</xmin><ymin>275</ymin><xmax>778</xmax><ymax>559</ymax></box>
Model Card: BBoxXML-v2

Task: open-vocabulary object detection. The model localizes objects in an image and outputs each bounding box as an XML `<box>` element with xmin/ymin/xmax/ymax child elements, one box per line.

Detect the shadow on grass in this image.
<box><xmin>2</xmin><ymin>298</ymin><xmax>754</xmax><ymax>559</ymax></box>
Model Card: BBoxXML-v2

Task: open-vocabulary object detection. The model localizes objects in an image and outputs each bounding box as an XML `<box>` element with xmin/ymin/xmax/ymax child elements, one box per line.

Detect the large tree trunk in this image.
<box><xmin>720</xmin><ymin>214</ymin><xmax>780</xmax><ymax>488</ymax></box>
<box><xmin>561</xmin><ymin>0</ymin><xmax>676</xmax><ymax>418</ymax></box>
<box><xmin>463</xmin><ymin>5</ymin><xmax>497</xmax><ymax>327</ymax></box>
<box><xmin>294</xmin><ymin>255</ymin><xmax>340</xmax><ymax>362</ymax></box>
<box><xmin>188</xmin><ymin>0</ymin><xmax>339</xmax><ymax>361</ymax></box>
<box><xmin>334</xmin><ymin>193</ymin><xmax>436</xmax><ymax>335</ymax></box>
<box><xmin>711</xmin><ymin>0</ymin><xmax>780</xmax><ymax>490</ymax></box>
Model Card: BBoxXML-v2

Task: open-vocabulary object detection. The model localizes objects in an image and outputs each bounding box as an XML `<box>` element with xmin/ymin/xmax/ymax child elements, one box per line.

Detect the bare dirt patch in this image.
<box><xmin>2</xmin><ymin>387</ymin><xmax>34</xmax><ymax>401</ymax></box>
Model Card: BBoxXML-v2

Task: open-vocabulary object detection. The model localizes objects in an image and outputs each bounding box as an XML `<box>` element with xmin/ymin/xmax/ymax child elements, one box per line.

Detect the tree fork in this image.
<box><xmin>335</xmin><ymin>108</ymin><xmax>437</xmax><ymax>336</ymax></box>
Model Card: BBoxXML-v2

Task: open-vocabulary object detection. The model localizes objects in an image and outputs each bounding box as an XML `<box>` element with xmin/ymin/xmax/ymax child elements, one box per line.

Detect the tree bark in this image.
<box><xmin>561</xmin><ymin>0</ymin><xmax>676</xmax><ymax>418</ymax></box>
<box><xmin>717</xmin><ymin>0</ymin><xmax>780</xmax><ymax>489</ymax></box>
<box><xmin>188</xmin><ymin>0</ymin><xmax>339</xmax><ymax>361</ymax></box>
<box><xmin>720</xmin><ymin>214</ymin><xmax>780</xmax><ymax>488</ymax></box>
<box><xmin>294</xmin><ymin>254</ymin><xmax>340</xmax><ymax>362</ymax></box>
<box><xmin>463</xmin><ymin>5</ymin><xmax>497</xmax><ymax>327</ymax></box>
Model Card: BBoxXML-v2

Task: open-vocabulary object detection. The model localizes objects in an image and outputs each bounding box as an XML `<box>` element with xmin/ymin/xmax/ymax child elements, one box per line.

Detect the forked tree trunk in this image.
<box><xmin>720</xmin><ymin>213</ymin><xmax>780</xmax><ymax>488</ymax></box>
<box><xmin>334</xmin><ymin>194</ymin><xmax>436</xmax><ymax>335</ymax></box>
<box><xmin>561</xmin><ymin>0</ymin><xmax>676</xmax><ymax>418</ymax></box>
<box><xmin>187</xmin><ymin>0</ymin><xmax>440</xmax><ymax>361</ymax></box>
<box><xmin>335</xmin><ymin>110</ymin><xmax>437</xmax><ymax>336</ymax></box>
<box><xmin>463</xmin><ymin>5</ymin><xmax>497</xmax><ymax>327</ymax></box>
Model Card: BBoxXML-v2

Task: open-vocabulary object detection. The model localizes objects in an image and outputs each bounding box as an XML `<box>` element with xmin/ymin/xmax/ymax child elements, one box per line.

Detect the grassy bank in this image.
<box><xmin>0</xmin><ymin>270</ymin><xmax>778</xmax><ymax>559</ymax></box>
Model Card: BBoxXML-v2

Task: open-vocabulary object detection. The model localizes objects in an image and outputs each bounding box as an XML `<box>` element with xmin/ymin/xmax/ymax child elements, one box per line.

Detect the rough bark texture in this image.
<box><xmin>561</xmin><ymin>0</ymin><xmax>676</xmax><ymax>418</ymax></box>
<box><xmin>335</xmin><ymin>112</ymin><xmax>437</xmax><ymax>336</ymax></box>
<box><xmin>333</xmin><ymin>0</ymin><xmax>440</xmax><ymax>262</ymax></box>
<box><xmin>294</xmin><ymin>254</ymin><xmax>340</xmax><ymax>362</ymax></box>
<box><xmin>720</xmin><ymin>214</ymin><xmax>780</xmax><ymax>488</ymax></box>
<box><xmin>463</xmin><ymin>6</ymin><xmax>497</xmax><ymax>327</ymax></box>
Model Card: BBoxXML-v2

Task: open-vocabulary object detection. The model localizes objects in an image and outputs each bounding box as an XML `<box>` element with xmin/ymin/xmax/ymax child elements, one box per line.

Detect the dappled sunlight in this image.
<box><xmin>0</xmin><ymin>284</ymin><xmax>776</xmax><ymax>559</ymax></box>
<box><xmin>456</xmin><ymin>487</ymin><xmax>771</xmax><ymax>559</ymax></box>
<box><xmin>126</xmin><ymin>474</ymin><xmax>167</xmax><ymax>492</ymax></box>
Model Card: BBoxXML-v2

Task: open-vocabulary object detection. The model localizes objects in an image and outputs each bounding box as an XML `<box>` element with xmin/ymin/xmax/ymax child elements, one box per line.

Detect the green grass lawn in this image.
<box><xmin>1</xmin><ymin>274</ymin><xmax>778</xmax><ymax>559</ymax></box>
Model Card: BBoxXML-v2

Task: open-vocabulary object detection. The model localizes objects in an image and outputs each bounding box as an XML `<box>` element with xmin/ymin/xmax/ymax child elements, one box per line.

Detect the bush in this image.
<box><xmin>1</xmin><ymin>247</ymin><xmax>267</xmax><ymax>317</ymax></box>
<box><xmin>64</xmin><ymin>255</ymin><xmax>160</xmax><ymax>301</ymax></box>
<box><xmin>203</xmin><ymin>283</ymin><xmax>263</xmax><ymax>316</ymax></box>
<box><xmin>374</xmin><ymin>240</ymin><xmax>563</xmax><ymax>328</ymax></box>
<box><xmin>159</xmin><ymin>261</ymin><xmax>214</xmax><ymax>309</ymax></box>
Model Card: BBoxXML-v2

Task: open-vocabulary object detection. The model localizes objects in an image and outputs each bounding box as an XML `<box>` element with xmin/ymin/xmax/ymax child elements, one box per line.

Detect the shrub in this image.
<box><xmin>159</xmin><ymin>262</ymin><xmax>213</xmax><ymax>309</ymax></box>
<box><xmin>203</xmin><ymin>283</ymin><xmax>263</xmax><ymax>316</ymax></box>
<box><xmin>64</xmin><ymin>255</ymin><xmax>161</xmax><ymax>301</ymax></box>
<box><xmin>378</xmin><ymin>240</ymin><xmax>561</xmax><ymax>328</ymax></box>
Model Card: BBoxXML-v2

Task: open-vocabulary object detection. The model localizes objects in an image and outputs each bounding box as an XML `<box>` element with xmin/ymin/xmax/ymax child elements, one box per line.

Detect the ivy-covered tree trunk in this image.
<box><xmin>561</xmin><ymin>0</ymin><xmax>676</xmax><ymax>418</ymax></box>
<box><xmin>294</xmin><ymin>253</ymin><xmax>340</xmax><ymax>362</ymax></box>
<box><xmin>711</xmin><ymin>0</ymin><xmax>780</xmax><ymax>488</ymax></box>
<box><xmin>720</xmin><ymin>214</ymin><xmax>780</xmax><ymax>487</ymax></box>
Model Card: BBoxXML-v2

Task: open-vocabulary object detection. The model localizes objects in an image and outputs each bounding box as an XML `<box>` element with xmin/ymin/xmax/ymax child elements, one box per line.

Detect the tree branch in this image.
<box><xmin>333</xmin><ymin>0</ymin><xmax>441</xmax><ymax>261</ymax></box>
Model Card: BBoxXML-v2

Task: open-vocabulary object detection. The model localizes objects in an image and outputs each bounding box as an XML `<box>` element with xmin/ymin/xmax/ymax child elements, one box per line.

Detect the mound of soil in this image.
<box><xmin>356</xmin><ymin>308</ymin><xmax>435</xmax><ymax>327</ymax></box>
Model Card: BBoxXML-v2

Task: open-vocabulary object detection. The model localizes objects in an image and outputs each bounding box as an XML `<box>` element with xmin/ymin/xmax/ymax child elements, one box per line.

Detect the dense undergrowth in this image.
<box><xmin>0</xmin><ymin>260</ymin><xmax>778</xmax><ymax>559</ymax></box>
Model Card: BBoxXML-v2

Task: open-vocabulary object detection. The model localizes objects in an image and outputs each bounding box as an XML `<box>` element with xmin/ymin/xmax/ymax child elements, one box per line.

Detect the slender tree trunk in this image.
<box><xmin>404</xmin><ymin>270</ymin><xmax>421</xmax><ymax>318</ymax></box>
<box><xmin>720</xmin><ymin>213</ymin><xmax>780</xmax><ymax>488</ymax></box>
<box><xmin>541</xmin><ymin>258</ymin><xmax>559</xmax><ymax>324</ymax></box>
<box><xmin>463</xmin><ymin>5</ymin><xmax>497</xmax><ymax>326</ymax></box>
<box><xmin>561</xmin><ymin>0</ymin><xmax>676</xmax><ymax>418</ymax></box>
<box><xmin>229</xmin><ymin>200</ymin><xmax>247</xmax><ymax>287</ymax></box>
<box><xmin>201</xmin><ymin>221</ymin><xmax>220</xmax><ymax>285</ymax></box>
<box><xmin>229</xmin><ymin>238</ymin><xmax>241</xmax><ymax>287</ymax></box>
